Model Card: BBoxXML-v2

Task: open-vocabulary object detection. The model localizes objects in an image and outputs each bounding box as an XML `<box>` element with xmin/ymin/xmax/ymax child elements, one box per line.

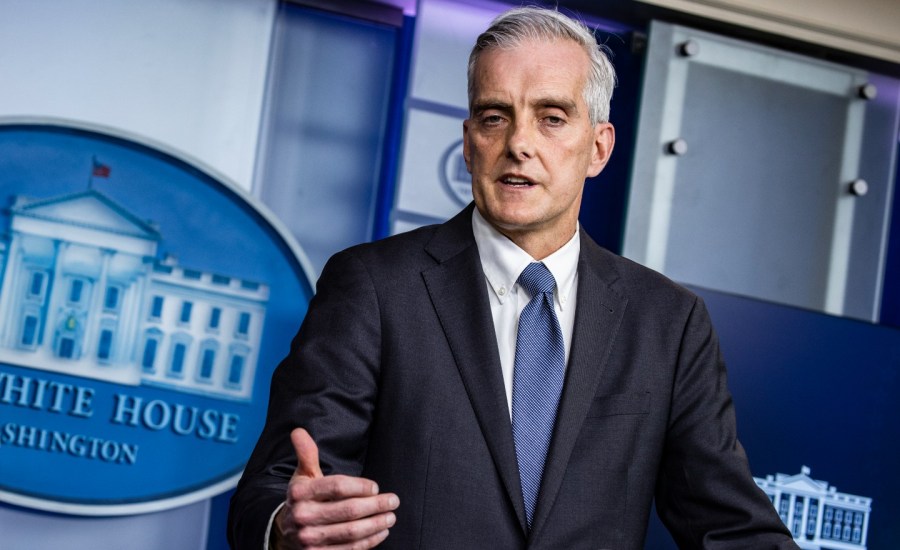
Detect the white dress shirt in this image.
<box><xmin>471</xmin><ymin>208</ymin><xmax>580</xmax><ymax>417</ymax></box>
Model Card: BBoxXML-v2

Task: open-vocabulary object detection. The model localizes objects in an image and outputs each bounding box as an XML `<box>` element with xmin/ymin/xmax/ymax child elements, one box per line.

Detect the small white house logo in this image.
<box><xmin>440</xmin><ymin>139</ymin><xmax>473</xmax><ymax>206</ymax></box>
<box><xmin>0</xmin><ymin>123</ymin><xmax>314</xmax><ymax>515</ymax></box>
<box><xmin>755</xmin><ymin>466</ymin><xmax>872</xmax><ymax>549</ymax></box>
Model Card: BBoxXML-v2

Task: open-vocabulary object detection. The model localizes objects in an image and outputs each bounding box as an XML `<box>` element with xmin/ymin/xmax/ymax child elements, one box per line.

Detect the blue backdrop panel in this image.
<box><xmin>647</xmin><ymin>286</ymin><xmax>900</xmax><ymax>548</ymax></box>
<box><xmin>256</xmin><ymin>2</ymin><xmax>398</xmax><ymax>277</ymax></box>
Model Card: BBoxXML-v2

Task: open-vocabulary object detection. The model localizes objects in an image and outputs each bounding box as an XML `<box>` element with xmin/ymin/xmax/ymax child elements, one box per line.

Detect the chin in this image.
<box><xmin>489</xmin><ymin>214</ymin><xmax>539</xmax><ymax>234</ymax></box>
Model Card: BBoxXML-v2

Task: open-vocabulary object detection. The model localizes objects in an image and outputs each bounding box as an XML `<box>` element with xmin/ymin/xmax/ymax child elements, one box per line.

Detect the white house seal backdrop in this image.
<box><xmin>0</xmin><ymin>123</ymin><xmax>315</xmax><ymax>515</ymax></box>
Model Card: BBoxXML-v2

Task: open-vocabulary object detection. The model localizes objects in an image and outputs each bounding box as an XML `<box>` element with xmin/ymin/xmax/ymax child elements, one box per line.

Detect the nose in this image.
<box><xmin>506</xmin><ymin>119</ymin><xmax>535</xmax><ymax>161</ymax></box>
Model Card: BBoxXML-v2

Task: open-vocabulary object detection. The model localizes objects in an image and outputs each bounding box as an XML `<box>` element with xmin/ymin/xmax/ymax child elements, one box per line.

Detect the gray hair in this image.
<box><xmin>467</xmin><ymin>7</ymin><xmax>617</xmax><ymax>125</ymax></box>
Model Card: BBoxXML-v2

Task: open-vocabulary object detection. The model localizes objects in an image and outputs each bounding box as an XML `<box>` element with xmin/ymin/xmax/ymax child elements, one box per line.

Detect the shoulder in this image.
<box><xmin>326</xmin><ymin>206</ymin><xmax>476</xmax><ymax>276</ymax></box>
<box><xmin>329</xmin><ymin>223</ymin><xmax>442</xmax><ymax>275</ymax></box>
<box><xmin>580</xmin><ymin>235</ymin><xmax>701</xmax><ymax>316</ymax></box>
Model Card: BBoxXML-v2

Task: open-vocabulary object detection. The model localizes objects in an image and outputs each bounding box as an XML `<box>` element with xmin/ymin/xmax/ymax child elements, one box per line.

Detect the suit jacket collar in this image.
<box><xmin>422</xmin><ymin>204</ymin><xmax>528</xmax><ymax>531</ymax></box>
<box><xmin>421</xmin><ymin>205</ymin><xmax>629</xmax><ymax>540</ymax></box>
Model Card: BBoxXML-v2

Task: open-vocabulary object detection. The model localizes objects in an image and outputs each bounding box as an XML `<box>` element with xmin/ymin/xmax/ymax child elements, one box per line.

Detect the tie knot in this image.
<box><xmin>518</xmin><ymin>262</ymin><xmax>556</xmax><ymax>298</ymax></box>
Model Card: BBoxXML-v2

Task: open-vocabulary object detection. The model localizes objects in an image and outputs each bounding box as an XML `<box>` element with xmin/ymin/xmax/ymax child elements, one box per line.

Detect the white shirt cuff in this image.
<box><xmin>264</xmin><ymin>501</ymin><xmax>287</xmax><ymax>550</ymax></box>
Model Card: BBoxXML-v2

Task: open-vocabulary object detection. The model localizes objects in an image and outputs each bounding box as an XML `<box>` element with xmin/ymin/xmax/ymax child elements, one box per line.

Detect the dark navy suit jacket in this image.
<box><xmin>228</xmin><ymin>205</ymin><xmax>796</xmax><ymax>549</ymax></box>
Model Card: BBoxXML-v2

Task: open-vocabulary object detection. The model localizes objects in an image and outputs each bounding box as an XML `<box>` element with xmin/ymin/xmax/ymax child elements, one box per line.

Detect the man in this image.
<box><xmin>229</xmin><ymin>7</ymin><xmax>797</xmax><ymax>549</ymax></box>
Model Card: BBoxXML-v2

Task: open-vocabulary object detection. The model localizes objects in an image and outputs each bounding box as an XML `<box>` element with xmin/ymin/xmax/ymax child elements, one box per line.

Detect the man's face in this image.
<box><xmin>464</xmin><ymin>38</ymin><xmax>614</xmax><ymax>258</ymax></box>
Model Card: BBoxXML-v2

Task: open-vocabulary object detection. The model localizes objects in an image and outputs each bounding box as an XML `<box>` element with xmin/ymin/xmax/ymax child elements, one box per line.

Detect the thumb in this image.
<box><xmin>291</xmin><ymin>427</ymin><xmax>323</xmax><ymax>479</ymax></box>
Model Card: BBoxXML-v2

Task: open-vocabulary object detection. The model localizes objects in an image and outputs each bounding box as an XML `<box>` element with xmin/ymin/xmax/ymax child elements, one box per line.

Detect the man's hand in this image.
<box><xmin>273</xmin><ymin>428</ymin><xmax>400</xmax><ymax>550</ymax></box>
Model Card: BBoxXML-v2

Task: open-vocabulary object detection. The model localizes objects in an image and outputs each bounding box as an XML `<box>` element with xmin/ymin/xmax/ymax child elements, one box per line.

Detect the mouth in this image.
<box><xmin>500</xmin><ymin>175</ymin><xmax>534</xmax><ymax>187</ymax></box>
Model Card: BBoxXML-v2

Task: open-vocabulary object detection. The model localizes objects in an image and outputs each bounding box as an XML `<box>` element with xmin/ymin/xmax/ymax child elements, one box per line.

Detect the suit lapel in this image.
<box><xmin>529</xmin><ymin>231</ymin><xmax>628</xmax><ymax>540</ymax></box>
<box><xmin>421</xmin><ymin>206</ymin><xmax>528</xmax><ymax>532</ymax></box>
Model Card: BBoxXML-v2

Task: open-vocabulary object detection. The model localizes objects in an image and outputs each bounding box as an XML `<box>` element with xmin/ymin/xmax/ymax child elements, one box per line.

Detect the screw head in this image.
<box><xmin>667</xmin><ymin>138</ymin><xmax>688</xmax><ymax>156</ymax></box>
<box><xmin>679</xmin><ymin>39</ymin><xmax>699</xmax><ymax>57</ymax></box>
<box><xmin>858</xmin><ymin>83</ymin><xmax>877</xmax><ymax>100</ymax></box>
<box><xmin>849</xmin><ymin>179</ymin><xmax>869</xmax><ymax>196</ymax></box>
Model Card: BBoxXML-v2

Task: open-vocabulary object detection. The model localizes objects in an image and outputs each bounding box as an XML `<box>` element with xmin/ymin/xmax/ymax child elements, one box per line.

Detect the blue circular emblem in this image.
<box><xmin>439</xmin><ymin>139</ymin><xmax>473</xmax><ymax>206</ymax></box>
<box><xmin>0</xmin><ymin>122</ymin><xmax>314</xmax><ymax>515</ymax></box>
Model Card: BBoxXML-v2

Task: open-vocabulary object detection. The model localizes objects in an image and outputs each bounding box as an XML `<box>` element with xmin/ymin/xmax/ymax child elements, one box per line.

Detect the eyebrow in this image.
<box><xmin>471</xmin><ymin>96</ymin><xmax>580</xmax><ymax>116</ymax></box>
<box><xmin>536</xmin><ymin>96</ymin><xmax>579</xmax><ymax>114</ymax></box>
<box><xmin>472</xmin><ymin>100</ymin><xmax>512</xmax><ymax>115</ymax></box>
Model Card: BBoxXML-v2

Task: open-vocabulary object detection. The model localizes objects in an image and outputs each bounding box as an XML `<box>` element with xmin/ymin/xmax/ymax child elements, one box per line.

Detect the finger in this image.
<box><xmin>333</xmin><ymin>528</ymin><xmax>390</xmax><ymax>550</ymax></box>
<box><xmin>296</xmin><ymin>510</ymin><xmax>396</xmax><ymax>547</ymax></box>
<box><xmin>291</xmin><ymin>428</ymin><xmax>323</xmax><ymax>479</ymax></box>
<box><xmin>289</xmin><ymin>474</ymin><xmax>385</xmax><ymax>504</ymax></box>
<box><xmin>292</xmin><ymin>492</ymin><xmax>400</xmax><ymax>525</ymax></box>
<box><xmin>298</xmin><ymin>529</ymin><xmax>390</xmax><ymax>550</ymax></box>
<box><xmin>304</xmin><ymin>529</ymin><xmax>390</xmax><ymax>550</ymax></box>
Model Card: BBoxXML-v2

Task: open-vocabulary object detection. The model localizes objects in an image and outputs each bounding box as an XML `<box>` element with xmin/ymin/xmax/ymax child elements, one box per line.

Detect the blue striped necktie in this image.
<box><xmin>511</xmin><ymin>262</ymin><xmax>565</xmax><ymax>529</ymax></box>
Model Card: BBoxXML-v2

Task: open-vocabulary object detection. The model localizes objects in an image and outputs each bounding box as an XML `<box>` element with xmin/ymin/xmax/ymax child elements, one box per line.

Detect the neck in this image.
<box><xmin>502</xmin><ymin>226</ymin><xmax>577</xmax><ymax>261</ymax></box>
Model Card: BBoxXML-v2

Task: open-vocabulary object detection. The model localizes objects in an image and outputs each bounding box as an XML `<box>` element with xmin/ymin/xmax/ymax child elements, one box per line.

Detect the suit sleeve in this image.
<box><xmin>655</xmin><ymin>296</ymin><xmax>797</xmax><ymax>549</ymax></box>
<box><xmin>227</xmin><ymin>249</ymin><xmax>382</xmax><ymax>549</ymax></box>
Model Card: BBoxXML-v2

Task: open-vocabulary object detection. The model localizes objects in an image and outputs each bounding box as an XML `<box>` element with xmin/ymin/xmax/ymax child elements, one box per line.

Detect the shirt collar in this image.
<box><xmin>472</xmin><ymin>207</ymin><xmax>580</xmax><ymax>309</ymax></box>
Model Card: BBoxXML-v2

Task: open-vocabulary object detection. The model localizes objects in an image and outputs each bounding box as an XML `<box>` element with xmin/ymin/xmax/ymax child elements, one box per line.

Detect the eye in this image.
<box><xmin>544</xmin><ymin>115</ymin><xmax>565</xmax><ymax>126</ymax></box>
<box><xmin>481</xmin><ymin>114</ymin><xmax>504</xmax><ymax>126</ymax></box>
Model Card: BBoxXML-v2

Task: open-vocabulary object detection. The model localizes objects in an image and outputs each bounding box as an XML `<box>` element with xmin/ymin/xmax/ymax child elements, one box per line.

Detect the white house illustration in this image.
<box><xmin>0</xmin><ymin>190</ymin><xmax>268</xmax><ymax>401</ymax></box>
<box><xmin>755</xmin><ymin>466</ymin><xmax>872</xmax><ymax>550</ymax></box>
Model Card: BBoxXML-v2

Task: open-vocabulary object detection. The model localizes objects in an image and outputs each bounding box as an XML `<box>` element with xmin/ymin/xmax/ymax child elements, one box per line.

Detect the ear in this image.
<box><xmin>586</xmin><ymin>122</ymin><xmax>615</xmax><ymax>178</ymax></box>
<box><xmin>462</xmin><ymin>119</ymin><xmax>473</xmax><ymax>173</ymax></box>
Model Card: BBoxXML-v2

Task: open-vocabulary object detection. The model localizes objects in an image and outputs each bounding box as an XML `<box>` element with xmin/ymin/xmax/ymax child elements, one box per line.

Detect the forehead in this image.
<box><xmin>472</xmin><ymin>37</ymin><xmax>590</xmax><ymax>100</ymax></box>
